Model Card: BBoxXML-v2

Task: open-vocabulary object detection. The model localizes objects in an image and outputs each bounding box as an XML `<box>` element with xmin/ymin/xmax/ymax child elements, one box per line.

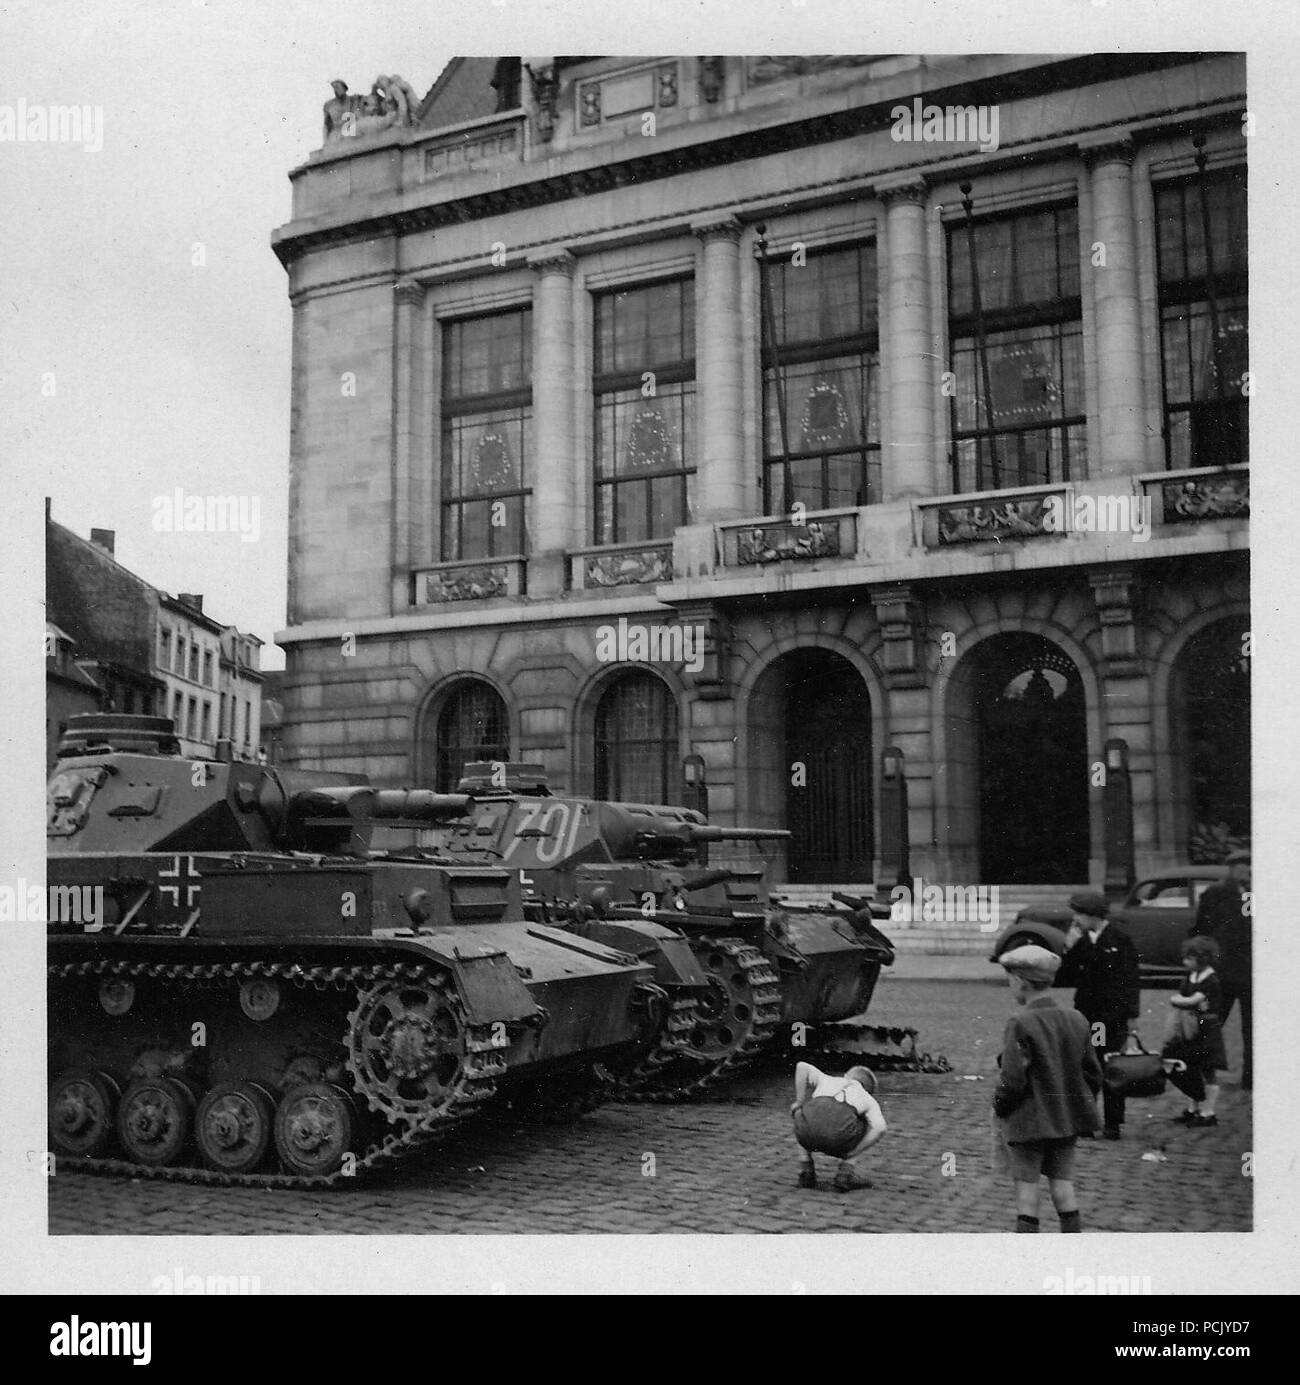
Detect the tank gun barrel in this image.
<box><xmin>687</xmin><ymin>825</ymin><xmax>790</xmax><ymax>843</ymax></box>
<box><xmin>289</xmin><ymin>787</ymin><xmax>474</xmax><ymax>824</ymax></box>
<box><xmin>630</xmin><ymin>824</ymin><xmax>790</xmax><ymax>858</ymax></box>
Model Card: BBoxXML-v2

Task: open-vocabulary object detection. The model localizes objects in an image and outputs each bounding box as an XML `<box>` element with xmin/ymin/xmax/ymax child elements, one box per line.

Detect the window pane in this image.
<box><xmin>770</xmin><ymin>244</ymin><xmax>876</xmax><ymax>346</ymax></box>
<box><xmin>441</xmin><ymin>308</ymin><xmax>532</xmax><ymax>562</ymax></box>
<box><xmin>435</xmin><ymin>683</ymin><xmax>509</xmax><ymax>792</ymax></box>
<box><xmin>444</xmin><ymin>310</ymin><xmax>532</xmax><ymax>399</ymax></box>
<box><xmin>949</xmin><ymin>205</ymin><xmax>1078</xmax><ymax>319</ymax></box>
<box><xmin>595</xmin><ymin>673</ymin><xmax>678</xmax><ymax>803</ymax></box>
<box><xmin>596</xmin><ymin>280</ymin><xmax>694</xmax><ymax>375</ymax></box>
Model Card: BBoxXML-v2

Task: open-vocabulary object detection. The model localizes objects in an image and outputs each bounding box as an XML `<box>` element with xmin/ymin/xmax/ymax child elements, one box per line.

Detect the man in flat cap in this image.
<box><xmin>994</xmin><ymin>944</ymin><xmax>1102</xmax><ymax>1233</ymax></box>
<box><xmin>1190</xmin><ymin>850</ymin><xmax>1252</xmax><ymax>1089</ymax></box>
<box><xmin>1054</xmin><ymin>892</ymin><xmax>1141</xmax><ymax>1139</ymax></box>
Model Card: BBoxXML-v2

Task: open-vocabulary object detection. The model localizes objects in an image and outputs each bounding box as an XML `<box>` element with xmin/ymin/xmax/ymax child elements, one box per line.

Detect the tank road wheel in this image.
<box><xmin>684</xmin><ymin>938</ymin><xmax>781</xmax><ymax>1063</ymax></box>
<box><xmin>49</xmin><ymin>1069</ymin><xmax>120</xmax><ymax>1158</ymax></box>
<box><xmin>116</xmin><ymin>1076</ymin><xmax>194</xmax><ymax>1167</ymax></box>
<box><xmin>273</xmin><ymin>1083</ymin><xmax>355</xmax><ymax>1178</ymax></box>
<box><xmin>345</xmin><ymin>978</ymin><xmax>472</xmax><ymax>1125</ymax></box>
<box><xmin>196</xmin><ymin>1082</ymin><xmax>275</xmax><ymax>1174</ymax></box>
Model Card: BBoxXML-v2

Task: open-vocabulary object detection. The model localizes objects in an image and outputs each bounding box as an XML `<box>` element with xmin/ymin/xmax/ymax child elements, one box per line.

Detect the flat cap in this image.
<box><xmin>1068</xmin><ymin>891</ymin><xmax>1110</xmax><ymax>919</ymax></box>
<box><xmin>998</xmin><ymin>944</ymin><xmax>1062</xmax><ymax>981</ymax></box>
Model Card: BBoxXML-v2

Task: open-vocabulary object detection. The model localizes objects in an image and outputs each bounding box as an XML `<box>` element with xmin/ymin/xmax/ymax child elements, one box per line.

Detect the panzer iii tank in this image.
<box><xmin>421</xmin><ymin>763</ymin><xmax>928</xmax><ymax>1097</ymax></box>
<box><xmin>45</xmin><ymin>716</ymin><xmax>673</xmax><ymax>1187</ymax></box>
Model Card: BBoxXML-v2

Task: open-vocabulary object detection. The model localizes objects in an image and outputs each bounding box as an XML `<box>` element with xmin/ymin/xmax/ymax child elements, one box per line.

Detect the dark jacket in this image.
<box><xmin>1190</xmin><ymin>882</ymin><xmax>1251</xmax><ymax>986</ymax></box>
<box><xmin>994</xmin><ymin>994</ymin><xmax>1103</xmax><ymax>1142</ymax></box>
<box><xmin>1055</xmin><ymin>922</ymin><xmax>1141</xmax><ymax>1022</ymax></box>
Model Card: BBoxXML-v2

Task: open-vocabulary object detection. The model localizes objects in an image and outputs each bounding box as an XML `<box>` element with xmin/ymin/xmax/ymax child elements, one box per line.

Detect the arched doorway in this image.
<box><xmin>594</xmin><ymin>671</ymin><xmax>679</xmax><ymax>803</ymax></box>
<box><xmin>749</xmin><ymin>649</ymin><xmax>873</xmax><ymax>883</ymax></box>
<box><xmin>948</xmin><ymin>633</ymin><xmax>1089</xmax><ymax>883</ymax></box>
<box><xmin>428</xmin><ymin>680</ymin><xmax>510</xmax><ymax>790</ymax></box>
<box><xmin>1170</xmin><ymin>617</ymin><xmax>1250</xmax><ymax>858</ymax></box>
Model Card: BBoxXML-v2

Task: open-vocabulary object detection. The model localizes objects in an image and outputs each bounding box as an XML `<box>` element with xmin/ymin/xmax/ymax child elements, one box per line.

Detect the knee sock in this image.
<box><xmin>1016</xmin><ymin>1215</ymin><xmax>1040</xmax><ymax>1233</ymax></box>
<box><xmin>1202</xmin><ymin>1084</ymin><xmax>1220</xmax><ymax>1116</ymax></box>
<box><xmin>1059</xmin><ymin>1209</ymin><xmax>1081</xmax><ymax>1233</ymax></box>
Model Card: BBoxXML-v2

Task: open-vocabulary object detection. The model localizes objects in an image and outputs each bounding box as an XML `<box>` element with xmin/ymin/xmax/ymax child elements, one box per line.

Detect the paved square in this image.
<box><xmin>46</xmin><ymin>980</ymin><xmax>1251</xmax><ymax>1235</ymax></box>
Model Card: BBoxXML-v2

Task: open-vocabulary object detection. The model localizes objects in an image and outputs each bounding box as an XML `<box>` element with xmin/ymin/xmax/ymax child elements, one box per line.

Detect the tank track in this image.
<box><xmin>47</xmin><ymin>955</ymin><xmax>506</xmax><ymax>1189</ymax></box>
<box><xmin>798</xmin><ymin>1023</ymin><xmax>952</xmax><ymax>1074</ymax></box>
<box><xmin>625</xmin><ymin>937</ymin><xmax>783</xmax><ymax>1102</ymax></box>
<box><xmin>596</xmin><ymin>992</ymin><xmax>700</xmax><ymax>1096</ymax></box>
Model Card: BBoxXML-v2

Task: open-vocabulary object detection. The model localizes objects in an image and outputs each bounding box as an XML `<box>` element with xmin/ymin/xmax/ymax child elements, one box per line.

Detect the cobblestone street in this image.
<box><xmin>47</xmin><ymin>980</ymin><xmax>1252</xmax><ymax>1235</ymax></box>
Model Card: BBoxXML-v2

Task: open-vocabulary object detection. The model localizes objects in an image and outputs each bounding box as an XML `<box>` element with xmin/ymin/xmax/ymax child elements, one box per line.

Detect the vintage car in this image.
<box><xmin>989</xmin><ymin>866</ymin><xmax>1230</xmax><ymax>981</ymax></box>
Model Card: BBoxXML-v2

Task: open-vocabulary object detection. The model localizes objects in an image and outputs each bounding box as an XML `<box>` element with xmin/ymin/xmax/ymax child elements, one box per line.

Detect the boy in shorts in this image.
<box><xmin>791</xmin><ymin>1061</ymin><xmax>886</xmax><ymax>1192</ymax></box>
<box><xmin>994</xmin><ymin>944</ymin><xmax>1103</xmax><ymax>1232</ymax></box>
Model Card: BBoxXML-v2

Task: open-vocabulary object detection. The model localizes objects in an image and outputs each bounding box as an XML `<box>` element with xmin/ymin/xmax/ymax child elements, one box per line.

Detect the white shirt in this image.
<box><xmin>809</xmin><ymin>1069</ymin><xmax>880</xmax><ymax>1121</ymax></box>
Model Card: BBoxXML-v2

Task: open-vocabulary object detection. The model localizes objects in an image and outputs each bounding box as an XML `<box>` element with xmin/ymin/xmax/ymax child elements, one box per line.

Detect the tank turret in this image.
<box><xmin>46</xmin><ymin>718</ymin><xmax>678</xmax><ymax>1186</ymax></box>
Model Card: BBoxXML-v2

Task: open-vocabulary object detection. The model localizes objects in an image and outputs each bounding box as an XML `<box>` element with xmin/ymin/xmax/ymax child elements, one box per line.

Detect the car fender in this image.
<box><xmin>988</xmin><ymin>917</ymin><xmax>1068</xmax><ymax>962</ymax></box>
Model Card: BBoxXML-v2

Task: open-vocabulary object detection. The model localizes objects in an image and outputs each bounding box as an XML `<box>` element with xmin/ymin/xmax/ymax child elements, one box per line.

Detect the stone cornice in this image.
<box><xmin>393</xmin><ymin>277</ymin><xmax>426</xmax><ymax>307</ymax></box>
<box><xmin>691</xmin><ymin>213</ymin><xmax>743</xmax><ymax>243</ymax></box>
<box><xmin>1078</xmin><ymin>132</ymin><xmax>1138</xmax><ymax>169</ymax></box>
<box><xmin>877</xmin><ymin>177</ymin><xmax>928</xmax><ymax>207</ymax></box>
<box><xmin>527</xmin><ymin>247</ymin><xmax>577</xmax><ymax>276</ymax></box>
<box><xmin>272</xmin><ymin>54</ymin><xmax>1231</xmax><ymax>269</ymax></box>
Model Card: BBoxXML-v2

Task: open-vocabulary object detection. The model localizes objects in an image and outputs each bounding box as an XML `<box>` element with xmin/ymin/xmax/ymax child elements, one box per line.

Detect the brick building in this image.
<box><xmin>272</xmin><ymin>55</ymin><xmax>1249</xmax><ymax>896</ymax></box>
<box><xmin>46</xmin><ymin>507</ymin><xmax>165</xmax><ymax>723</ymax></box>
<box><xmin>46</xmin><ymin>504</ymin><xmax>265</xmax><ymax>764</ymax></box>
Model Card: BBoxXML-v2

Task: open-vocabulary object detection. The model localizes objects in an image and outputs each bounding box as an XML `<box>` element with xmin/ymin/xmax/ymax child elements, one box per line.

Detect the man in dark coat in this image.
<box><xmin>1054</xmin><ymin>891</ymin><xmax>1142</xmax><ymax>1139</ymax></box>
<box><xmin>1190</xmin><ymin>851</ymin><xmax>1252</xmax><ymax>1089</ymax></box>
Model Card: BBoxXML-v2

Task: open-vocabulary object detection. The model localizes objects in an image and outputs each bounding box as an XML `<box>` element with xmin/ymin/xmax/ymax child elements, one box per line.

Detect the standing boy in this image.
<box><xmin>1054</xmin><ymin>891</ymin><xmax>1141</xmax><ymax>1139</ymax></box>
<box><xmin>790</xmin><ymin>1061</ymin><xmax>886</xmax><ymax>1192</ymax></box>
<box><xmin>994</xmin><ymin>944</ymin><xmax>1103</xmax><ymax>1233</ymax></box>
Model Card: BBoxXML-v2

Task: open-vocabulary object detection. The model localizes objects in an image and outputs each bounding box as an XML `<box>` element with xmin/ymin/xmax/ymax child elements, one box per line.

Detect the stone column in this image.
<box><xmin>691</xmin><ymin>214</ymin><xmax>746</xmax><ymax>520</ymax></box>
<box><xmin>527</xmin><ymin>248</ymin><xmax>577</xmax><ymax>596</ymax></box>
<box><xmin>392</xmin><ymin>278</ymin><xmax>426</xmax><ymax>611</ymax></box>
<box><xmin>1084</xmin><ymin>137</ymin><xmax>1146</xmax><ymax>478</ymax></box>
<box><xmin>879</xmin><ymin>179</ymin><xmax>935</xmax><ymax>501</ymax></box>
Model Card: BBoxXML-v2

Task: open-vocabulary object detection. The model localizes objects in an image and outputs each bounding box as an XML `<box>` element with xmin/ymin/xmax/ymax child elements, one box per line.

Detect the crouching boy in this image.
<box><xmin>994</xmin><ymin>944</ymin><xmax>1103</xmax><ymax>1233</ymax></box>
<box><xmin>791</xmin><ymin>1061</ymin><xmax>886</xmax><ymax>1192</ymax></box>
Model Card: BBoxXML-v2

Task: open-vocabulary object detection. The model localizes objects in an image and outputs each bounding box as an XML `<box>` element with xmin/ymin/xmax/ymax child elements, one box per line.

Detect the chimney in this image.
<box><xmin>90</xmin><ymin>528</ymin><xmax>115</xmax><ymax>556</ymax></box>
<box><xmin>179</xmin><ymin>593</ymin><xmax>204</xmax><ymax>613</ymax></box>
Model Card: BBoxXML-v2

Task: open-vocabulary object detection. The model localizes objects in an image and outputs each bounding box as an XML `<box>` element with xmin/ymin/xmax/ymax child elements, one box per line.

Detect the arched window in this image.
<box><xmin>434</xmin><ymin>682</ymin><xmax>509</xmax><ymax>791</ymax></box>
<box><xmin>594</xmin><ymin>672</ymin><xmax>678</xmax><ymax>803</ymax></box>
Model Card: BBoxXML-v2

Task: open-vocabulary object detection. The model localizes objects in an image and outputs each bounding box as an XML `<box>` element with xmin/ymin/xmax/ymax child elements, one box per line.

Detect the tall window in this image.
<box><xmin>435</xmin><ymin>682</ymin><xmax>510</xmax><ymax>791</ymax></box>
<box><xmin>441</xmin><ymin>308</ymin><xmax>532</xmax><ymax>561</ymax></box>
<box><xmin>202</xmin><ymin>651</ymin><xmax>214</xmax><ymax>687</ymax></box>
<box><xmin>188</xmin><ymin>644</ymin><xmax>200</xmax><ymax>683</ymax></box>
<box><xmin>158</xmin><ymin>628</ymin><xmax>171</xmax><ymax>670</ymax></box>
<box><xmin>594</xmin><ymin>279</ymin><xmax>696</xmax><ymax>544</ymax></box>
<box><xmin>594</xmin><ymin>672</ymin><xmax>678</xmax><ymax>803</ymax></box>
<box><xmin>1156</xmin><ymin>167</ymin><xmax>1248</xmax><ymax>470</ymax></box>
<box><xmin>762</xmin><ymin>242</ymin><xmax>880</xmax><ymax>513</ymax></box>
<box><xmin>947</xmin><ymin>203</ymin><xmax>1084</xmax><ymax>492</ymax></box>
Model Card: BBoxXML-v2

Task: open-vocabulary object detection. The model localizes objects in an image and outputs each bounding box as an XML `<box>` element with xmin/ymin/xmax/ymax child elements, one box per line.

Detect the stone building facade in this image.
<box><xmin>272</xmin><ymin>54</ymin><xmax>1249</xmax><ymax>890</ymax></box>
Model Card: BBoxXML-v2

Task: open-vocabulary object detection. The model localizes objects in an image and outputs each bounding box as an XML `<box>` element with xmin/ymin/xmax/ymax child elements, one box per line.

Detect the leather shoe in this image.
<box><xmin>833</xmin><ymin>1167</ymin><xmax>874</xmax><ymax>1192</ymax></box>
<box><xmin>1103</xmin><ymin>1126</ymin><xmax>1122</xmax><ymax>1141</ymax></box>
<box><xmin>797</xmin><ymin>1167</ymin><xmax>817</xmax><ymax>1189</ymax></box>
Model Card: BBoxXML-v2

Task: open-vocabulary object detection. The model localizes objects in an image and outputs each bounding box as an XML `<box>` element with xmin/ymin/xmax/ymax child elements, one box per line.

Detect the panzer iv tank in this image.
<box><xmin>45</xmin><ymin>717</ymin><xmax>676</xmax><ymax>1188</ymax></box>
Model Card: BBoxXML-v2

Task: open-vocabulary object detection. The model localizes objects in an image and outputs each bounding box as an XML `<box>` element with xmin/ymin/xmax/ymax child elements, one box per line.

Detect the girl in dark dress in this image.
<box><xmin>1164</xmin><ymin>936</ymin><xmax>1228</xmax><ymax>1127</ymax></box>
